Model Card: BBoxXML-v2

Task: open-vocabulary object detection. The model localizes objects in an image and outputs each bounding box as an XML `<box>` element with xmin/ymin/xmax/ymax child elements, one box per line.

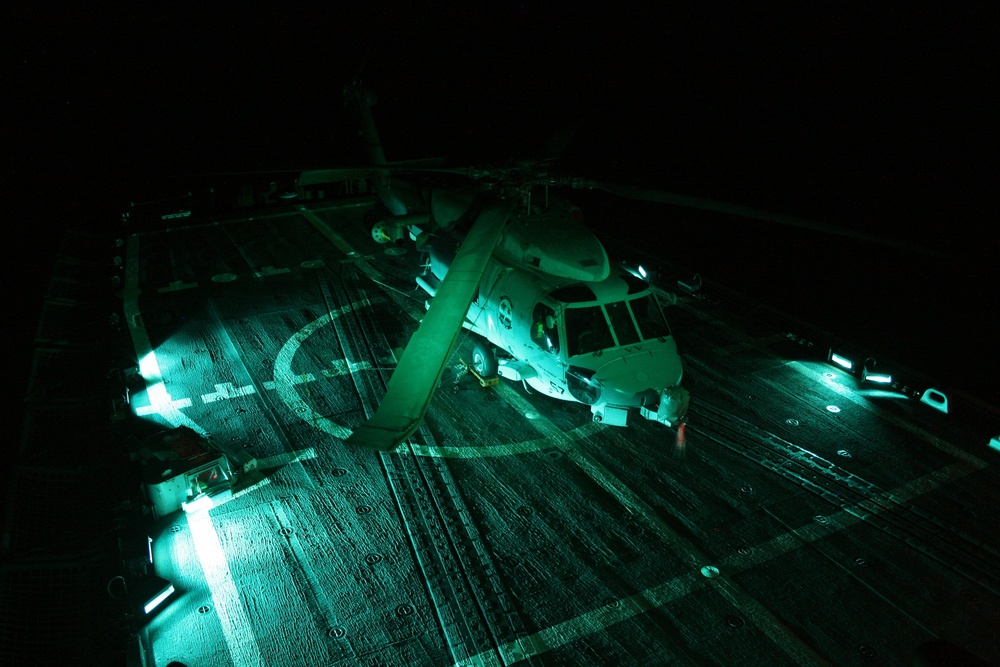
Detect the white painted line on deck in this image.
<box><xmin>272</xmin><ymin>309</ymin><xmax>354</xmax><ymax>440</ymax></box>
<box><xmin>411</xmin><ymin>421</ymin><xmax>605</xmax><ymax>459</ymax></box>
<box><xmin>134</xmin><ymin>384</ymin><xmax>193</xmax><ymax>416</ymax></box>
<box><xmin>200</xmin><ymin>382</ymin><xmax>258</xmax><ymax>403</ymax></box>
<box><xmin>263</xmin><ymin>373</ymin><xmax>317</xmax><ymax>390</ymax></box>
<box><xmin>254</xmin><ymin>265</ymin><xmax>291</xmax><ymax>278</ymax></box>
<box><xmin>187</xmin><ymin>509</ymin><xmax>266</xmax><ymax>667</ymax></box>
<box><xmin>321</xmin><ymin>359</ymin><xmax>374</xmax><ymax>377</ymax></box>
<box><xmin>458</xmin><ymin>460</ymin><xmax>981</xmax><ymax>667</ymax></box>
<box><xmin>124</xmin><ymin>236</ymin><xmax>208</xmax><ymax>437</ymax></box>
<box><xmin>253</xmin><ymin>447</ymin><xmax>318</xmax><ymax>470</ymax></box>
<box><xmin>232</xmin><ymin>475</ymin><xmax>272</xmax><ymax>499</ymax></box>
<box><xmin>492</xmin><ymin>381</ymin><xmax>831</xmax><ymax>666</ymax></box>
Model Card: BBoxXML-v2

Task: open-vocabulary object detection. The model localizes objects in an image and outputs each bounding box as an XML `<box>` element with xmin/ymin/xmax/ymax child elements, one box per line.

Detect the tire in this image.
<box><xmin>471</xmin><ymin>341</ymin><xmax>498</xmax><ymax>378</ymax></box>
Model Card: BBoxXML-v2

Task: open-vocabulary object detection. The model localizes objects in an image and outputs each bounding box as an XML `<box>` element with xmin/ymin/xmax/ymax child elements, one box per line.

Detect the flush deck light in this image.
<box><xmin>828</xmin><ymin>349</ymin><xmax>855</xmax><ymax>372</ymax></box>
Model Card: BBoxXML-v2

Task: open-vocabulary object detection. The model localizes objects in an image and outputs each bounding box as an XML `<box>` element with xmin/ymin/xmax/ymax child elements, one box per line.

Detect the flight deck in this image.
<box><xmin>5</xmin><ymin>196</ymin><xmax>999</xmax><ymax>666</ymax></box>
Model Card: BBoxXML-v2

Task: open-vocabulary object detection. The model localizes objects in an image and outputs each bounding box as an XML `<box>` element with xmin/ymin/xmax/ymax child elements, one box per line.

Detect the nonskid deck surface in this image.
<box><xmin>14</xmin><ymin>201</ymin><xmax>998</xmax><ymax>666</ymax></box>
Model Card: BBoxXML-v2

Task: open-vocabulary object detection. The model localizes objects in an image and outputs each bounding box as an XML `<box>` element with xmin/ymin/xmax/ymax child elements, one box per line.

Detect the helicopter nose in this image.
<box><xmin>592</xmin><ymin>344</ymin><xmax>683</xmax><ymax>407</ymax></box>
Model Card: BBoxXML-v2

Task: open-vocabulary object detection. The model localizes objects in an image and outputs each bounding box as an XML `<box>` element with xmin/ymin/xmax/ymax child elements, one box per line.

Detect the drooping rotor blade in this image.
<box><xmin>346</xmin><ymin>196</ymin><xmax>518</xmax><ymax>451</ymax></box>
<box><xmin>592</xmin><ymin>181</ymin><xmax>935</xmax><ymax>255</ymax></box>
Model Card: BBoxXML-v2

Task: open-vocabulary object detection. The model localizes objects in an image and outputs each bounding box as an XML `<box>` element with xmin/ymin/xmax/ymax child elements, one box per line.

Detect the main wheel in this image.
<box><xmin>471</xmin><ymin>341</ymin><xmax>498</xmax><ymax>378</ymax></box>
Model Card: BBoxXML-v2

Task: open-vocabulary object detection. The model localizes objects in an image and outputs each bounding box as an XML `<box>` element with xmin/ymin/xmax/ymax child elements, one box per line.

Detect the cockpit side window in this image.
<box><xmin>565</xmin><ymin>306</ymin><xmax>615</xmax><ymax>356</ymax></box>
<box><xmin>531</xmin><ymin>303</ymin><xmax>560</xmax><ymax>354</ymax></box>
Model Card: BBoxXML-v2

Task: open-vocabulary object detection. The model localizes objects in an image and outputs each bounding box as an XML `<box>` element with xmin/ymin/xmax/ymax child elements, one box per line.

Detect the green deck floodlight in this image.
<box><xmin>989</xmin><ymin>435</ymin><xmax>1000</xmax><ymax>452</ymax></box>
<box><xmin>677</xmin><ymin>273</ymin><xmax>702</xmax><ymax>294</ymax></box>
<box><xmin>138</xmin><ymin>575</ymin><xmax>175</xmax><ymax>616</ymax></box>
<box><xmin>144</xmin><ymin>584</ymin><xmax>175</xmax><ymax>614</ymax></box>
<box><xmin>182</xmin><ymin>494</ymin><xmax>215</xmax><ymax>514</ymax></box>
<box><xmin>862</xmin><ymin>358</ymin><xmax>893</xmax><ymax>384</ymax></box>
<box><xmin>828</xmin><ymin>349</ymin><xmax>855</xmax><ymax>372</ymax></box>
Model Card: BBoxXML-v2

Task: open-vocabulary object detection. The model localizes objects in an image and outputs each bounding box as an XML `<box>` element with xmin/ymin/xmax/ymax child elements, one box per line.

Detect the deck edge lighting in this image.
<box><xmin>828</xmin><ymin>350</ymin><xmax>854</xmax><ymax>371</ymax></box>
<box><xmin>143</xmin><ymin>583</ymin><xmax>175</xmax><ymax>615</ymax></box>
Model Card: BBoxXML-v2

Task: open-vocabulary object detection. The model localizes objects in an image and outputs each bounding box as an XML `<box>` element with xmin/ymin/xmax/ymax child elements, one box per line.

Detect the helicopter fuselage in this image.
<box><xmin>411</xmin><ymin>209</ymin><xmax>688</xmax><ymax>427</ymax></box>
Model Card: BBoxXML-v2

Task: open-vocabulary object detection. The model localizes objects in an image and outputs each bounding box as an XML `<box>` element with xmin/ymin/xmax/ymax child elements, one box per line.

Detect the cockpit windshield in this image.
<box><xmin>605</xmin><ymin>301</ymin><xmax>639</xmax><ymax>346</ymax></box>
<box><xmin>631</xmin><ymin>294</ymin><xmax>670</xmax><ymax>339</ymax></box>
<box><xmin>564</xmin><ymin>295</ymin><xmax>670</xmax><ymax>357</ymax></box>
<box><xmin>565</xmin><ymin>306</ymin><xmax>614</xmax><ymax>356</ymax></box>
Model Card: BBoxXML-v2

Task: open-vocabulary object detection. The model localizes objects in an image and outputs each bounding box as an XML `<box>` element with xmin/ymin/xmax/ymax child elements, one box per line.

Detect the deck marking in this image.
<box><xmin>201</xmin><ymin>382</ymin><xmax>257</xmax><ymax>403</ymax></box>
<box><xmin>263</xmin><ymin>373</ymin><xmax>316</xmax><ymax>390</ymax></box>
<box><xmin>492</xmin><ymin>381</ymin><xmax>832</xmax><ymax>666</ymax></box>
<box><xmin>134</xmin><ymin>384</ymin><xmax>193</xmax><ymax>415</ymax></box>
<box><xmin>276</xmin><ymin>306</ymin><xmax>599</xmax><ymax>456</ymax></box>
<box><xmin>321</xmin><ymin>359</ymin><xmax>374</xmax><ymax>377</ymax></box>
<box><xmin>459</xmin><ymin>460</ymin><xmax>980</xmax><ymax>666</ymax></box>
<box><xmin>253</xmin><ymin>447</ymin><xmax>318</xmax><ymax>470</ymax></box>
<box><xmin>254</xmin><ymin>265</ymin><xmax>291</xmax><ymax>278</ymax></box>
<box><xmin>124</xmin><ymin>236</ymin><xmax>208</xmax><ymax>436</ymax></box>
<box><xmin>187</xmin><ymin>508</ymin><xmax>266</xmax><ymax>667</ymax></box>
<box><xmin>272</xmin><ymin>309</ymin><xmax>355</xmax><ymax>440</ymax></box>
<box><xmin>410</xmin><ymin>422</ymin><xmax>605</xmax><ymax>458</ymax></box>
<box><xmin>232</xmin><ymin>475</ymin><xmax>273</xmax><ymax>498</ymax></box>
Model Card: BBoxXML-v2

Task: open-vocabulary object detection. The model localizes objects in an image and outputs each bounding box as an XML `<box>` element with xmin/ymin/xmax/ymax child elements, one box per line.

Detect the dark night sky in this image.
<box><xmin>5</xmin><ymin>3</ymin><xmax>998</xmax><ymax>400</ymax></box>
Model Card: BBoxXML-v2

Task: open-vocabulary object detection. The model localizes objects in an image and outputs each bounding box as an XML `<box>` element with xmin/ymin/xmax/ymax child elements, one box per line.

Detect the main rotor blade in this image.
<box><xmin>345</xmin><ymin>196</ymin><xmax>517</xmax><ymax>451</ymax></box>
<box><xmin>299</xmin><ymin>162</ymin><xmax>464</xmax><ymax>185</ymax></box>
<box><xmin>193</xmin><ymin>163</ymin><xmax>464</xmax><ymax>183</ymax></box>
<box><xmin>593</xmin><ymin>182</ymin><xmax>935</xmax><ymax>255</ymax></box>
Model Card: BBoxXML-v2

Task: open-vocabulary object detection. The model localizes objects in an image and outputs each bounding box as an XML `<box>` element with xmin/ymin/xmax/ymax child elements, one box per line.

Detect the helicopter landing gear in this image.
<box><xmin>471</xmin><ymin>341</ymin><xmax>498</xmax><ymax>380</ymax></box>
<box><xmin>455</xmin><ymin>342</ymin><xmax>499</xmax><ymax>389</ymax></box>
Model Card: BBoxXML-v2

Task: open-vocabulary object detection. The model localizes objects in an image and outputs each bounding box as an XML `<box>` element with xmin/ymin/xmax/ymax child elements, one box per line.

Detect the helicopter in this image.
<box><xmin>301</xmin><ymin>84</ymin><xmax>689</xmax><ymax>452</ymax></box>
<box><xmin>297</xmin><ymin>84</ymin><xmax>932</xmax><ymax>453</ymax></box>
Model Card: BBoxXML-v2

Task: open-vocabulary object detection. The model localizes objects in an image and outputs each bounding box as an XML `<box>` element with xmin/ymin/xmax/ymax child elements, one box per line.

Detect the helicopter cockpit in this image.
<box><xmin>506</xmin><ymin>269</ymin><xmax>685</xmax><ymax>427</ymax></box>
<box><xmin>550</xmin><ymin>272</ymin><xmax>672</xmax><ymax>359</ymax></box>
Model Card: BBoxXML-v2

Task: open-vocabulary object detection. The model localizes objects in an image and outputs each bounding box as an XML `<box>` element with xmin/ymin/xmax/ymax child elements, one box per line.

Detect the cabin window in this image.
<box><xmin>605</xmin><ymin>301</ymin><xmax>640</xmax><ymax>346</ymax></box>
<box><xmin>531</xmin><ymin>303</ymin><xmax>560</xmax><ymax>354</ymax></box>
<box><xmin>565</xmin><ymin>306</ymin><xmax>615</xmax><ymax>356</ymax></box>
